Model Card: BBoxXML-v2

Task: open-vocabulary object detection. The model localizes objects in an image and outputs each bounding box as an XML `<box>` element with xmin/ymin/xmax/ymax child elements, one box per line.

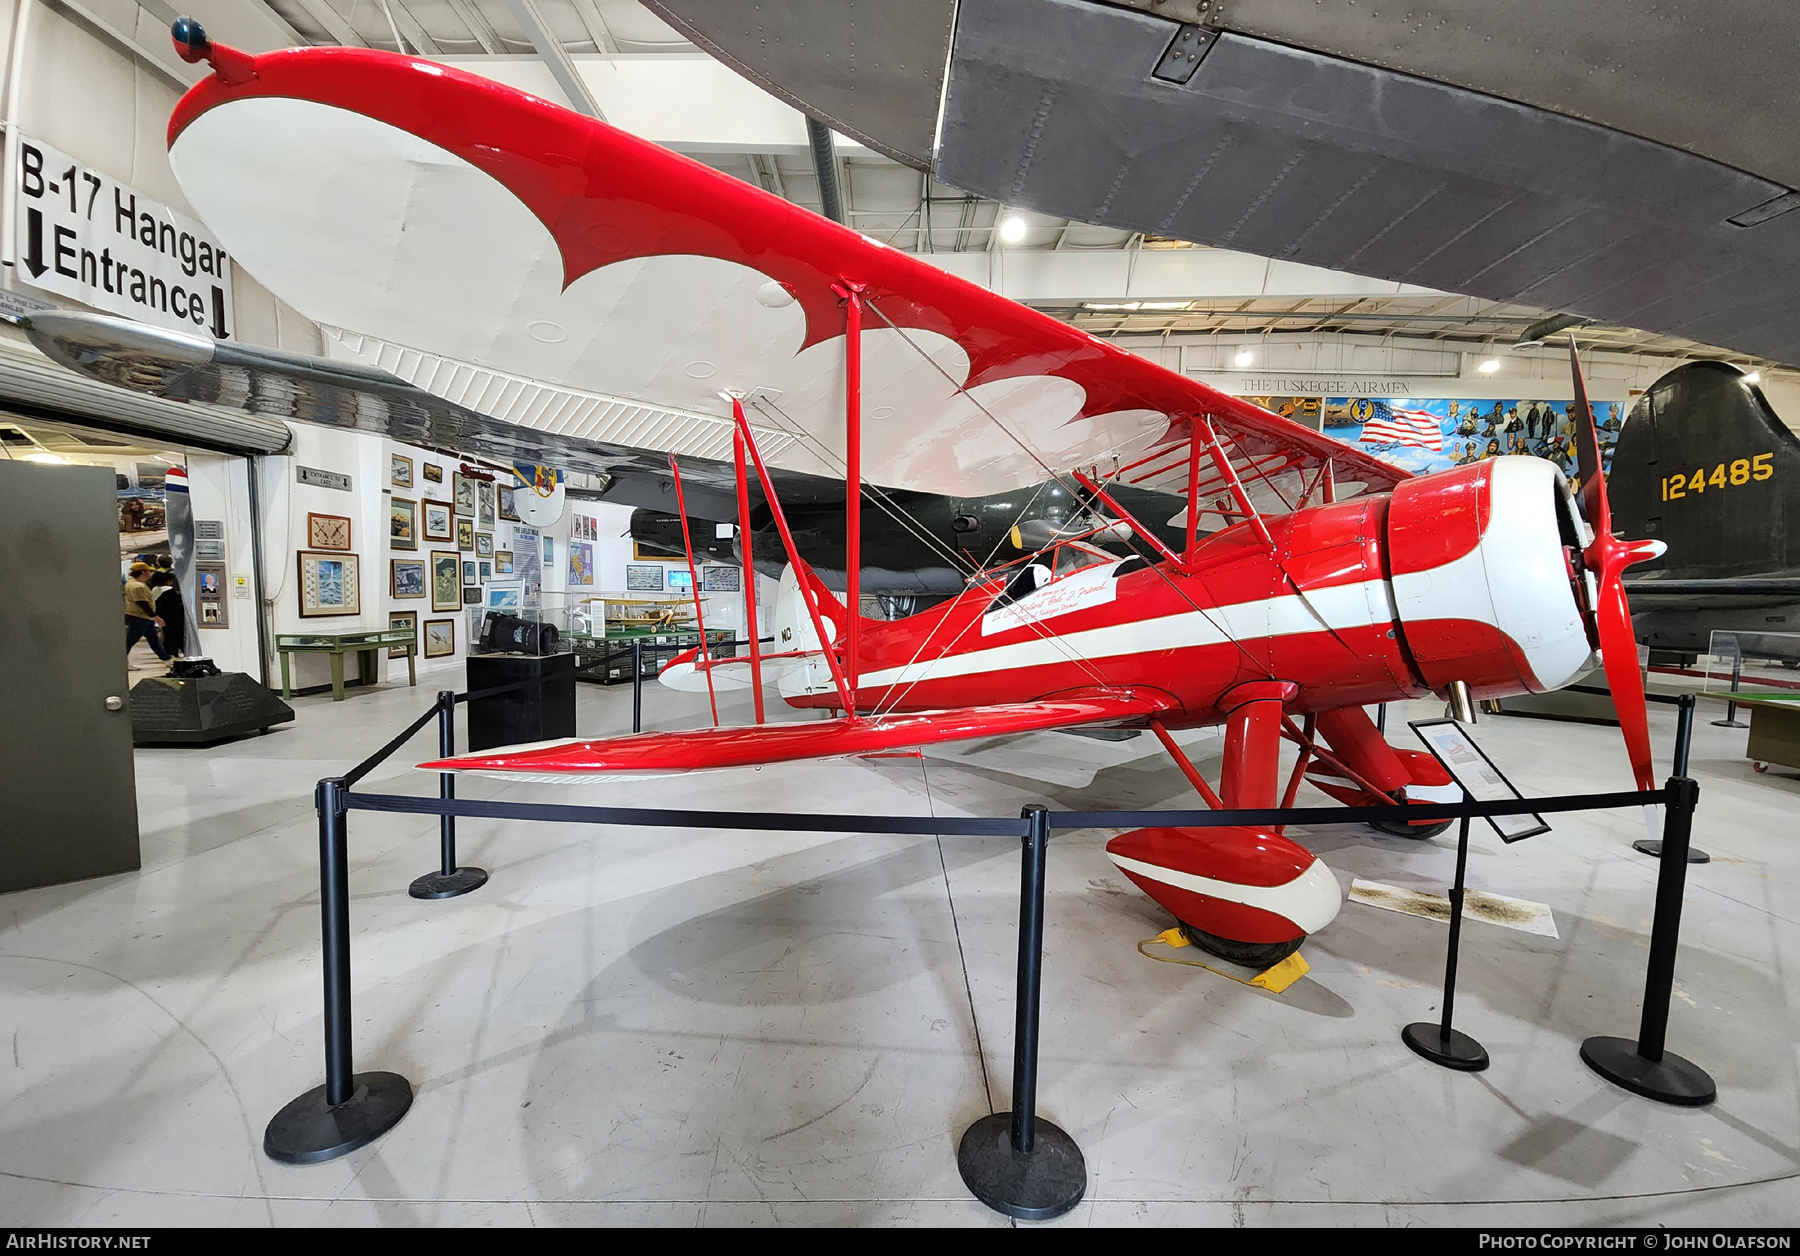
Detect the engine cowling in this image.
<box><xmin>1385</xmin><ymin>456</ymin><xmax>1595</xmax><ymax>699</ymax></box>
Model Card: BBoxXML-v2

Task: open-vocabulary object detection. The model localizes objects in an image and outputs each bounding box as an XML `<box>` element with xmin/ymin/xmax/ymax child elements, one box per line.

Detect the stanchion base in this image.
<box><xmin>1580</xmin><ymin>1036</ymin><xmax>1716</xmax><ymax>1106</ymax></box>
<box><xmin>957</xmin><ymin>1113</ymin><xmax>1087</xmax><ymax>1221</ymax></box>
<box><xmin>1711</xmin><ymin>719</ymin><xmax>1748</xmax><ymax>729</ymax></box>
<box><xmin>408</xmin><ymin>867</ymin><xmax>489</xmax><ymax>899</ymax></box>
<box><xmin>264</xmin><ymin>1071</ymin><xmax>413</xmax><ymax>1164</ymax></box>
<box><xmin>1632</xmin><ymin>839</ymin><xmax>1710</xmax><ymax>865</ymax></box>
<box><xmin>1402</xmin><ymin>1022</ymin><xmax>1490</xmax><ymax>1071</ymax></box>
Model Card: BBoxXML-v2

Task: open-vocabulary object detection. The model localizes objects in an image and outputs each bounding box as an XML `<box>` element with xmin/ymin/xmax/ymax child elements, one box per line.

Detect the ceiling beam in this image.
<box><xmin>568</xmin><ymin>0</ymin><xmax>616</xmax><ymax>53</ymax></box>
<box><xmin>443</xmin><ymin>0</ymin><xmax>501</xmax><ymax>54</ymax></box>
<box><xmin>501</xmin><ymin>0</ymin><xmax>606</xmax><ymax>120</ymax></box>
<box><xmin>273</xmin><ymin>0</ymin><xmax>368</xmax><ymax>45</ymax></box>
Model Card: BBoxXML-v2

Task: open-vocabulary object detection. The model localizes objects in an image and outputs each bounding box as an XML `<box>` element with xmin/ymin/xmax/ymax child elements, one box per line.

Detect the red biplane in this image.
<box><xmin>104</xmin><ymin>28</ymin><xmax>1669</xmax><ymax>965</ymax></box>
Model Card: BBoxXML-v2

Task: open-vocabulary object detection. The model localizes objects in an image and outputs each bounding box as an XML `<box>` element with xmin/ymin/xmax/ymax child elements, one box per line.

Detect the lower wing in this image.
<box><xmin>419</xmin><ymin>691</ymin><xmax>1177</xmax><ymax>781</ymax></box>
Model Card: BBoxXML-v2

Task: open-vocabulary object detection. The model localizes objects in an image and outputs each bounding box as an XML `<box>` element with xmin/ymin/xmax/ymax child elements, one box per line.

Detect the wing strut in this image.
<box><xmin>732</xmin><ymin>423</ymin><xmax>766</xmax><ymax>723</ymax></box>
<box><xmin>1184</xmin><ymin>418</ymin><xmax>1203</xmax><ymax>560</ymax></box>
<box><xmin>1199</xmin><ymin>417</ymin><xmax>1275</xmax><ymax>552</ymax></box>
<box><xmin>667</xmin><ymin>453</ymin><xmax>718</xmax><ymax>726</ymax></box>
<box><xmin>728</xmin><ymin>395</ymin><xmax>856</xmax><ymax>714</ymax></box>
<box><xmin>833</xmin><ymin>280</ymin><xmax>866</xmax><ymax>717</ymax></box>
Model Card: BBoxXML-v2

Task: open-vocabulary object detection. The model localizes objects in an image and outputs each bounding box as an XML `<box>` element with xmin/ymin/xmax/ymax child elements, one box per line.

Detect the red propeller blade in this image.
<box><xmin>1569</xmin><ymin>333</ymin><xmax>1610</xmax><ymax>539</ymax></box>
<box><xmin>1568</xmin><ymin>335</ymin><xmax>1664</xmax><ymax>791</ymax></box>
<box><xmin>1595</xmin><ymin>568</ymin><xmax>1657</xmax><ymax>791</ymax></box>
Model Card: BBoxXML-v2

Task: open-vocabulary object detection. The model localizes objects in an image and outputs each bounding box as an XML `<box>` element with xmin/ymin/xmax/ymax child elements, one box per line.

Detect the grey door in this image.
<box><xmin>0</xmin><ymin>461</ymin><xmax>140</xmax><ymax>893</ymax></box>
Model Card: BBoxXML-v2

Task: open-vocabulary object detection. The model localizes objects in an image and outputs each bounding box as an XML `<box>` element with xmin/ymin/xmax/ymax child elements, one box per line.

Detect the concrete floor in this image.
<box><xmin>3</xmin><ymin>670</ymin><xmax>1798</xmax><ymax>1226</ymax></box>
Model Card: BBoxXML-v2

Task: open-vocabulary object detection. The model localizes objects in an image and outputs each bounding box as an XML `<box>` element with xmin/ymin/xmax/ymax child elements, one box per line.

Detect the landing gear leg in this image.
<box><xmin>1314</xmin><ymin>706</ymin><xmax>1454</xmax><ymax>839</ymax></box>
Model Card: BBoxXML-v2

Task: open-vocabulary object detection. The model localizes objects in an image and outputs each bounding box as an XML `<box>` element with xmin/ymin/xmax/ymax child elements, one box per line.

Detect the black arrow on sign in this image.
<box><xmin>23</xmin><ymin>207</ymin><xmax>46</xmax><ymax>278</ymax></box>
<box><xmin>210</xmin><ymin>285</ymin><xmax>227</xmax><ymax>339</ymax></box>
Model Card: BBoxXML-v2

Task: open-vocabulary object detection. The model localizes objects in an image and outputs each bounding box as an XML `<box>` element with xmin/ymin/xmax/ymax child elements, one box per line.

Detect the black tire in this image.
<box><xmin>1371</xmin><ymin>817</ymin><xmax>1454</xmax><ymax>839</ymax></box>
<box><xmin>1178</xmin><ymin>923</ymin><xmax>1305</xmax><ymax>969</ymax></box>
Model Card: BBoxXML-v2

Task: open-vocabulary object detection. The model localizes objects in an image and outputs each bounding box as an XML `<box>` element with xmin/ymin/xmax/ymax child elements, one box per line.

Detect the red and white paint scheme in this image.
<box><xmin>160</xmin><ymin>33</ymin><xmax>1663</xmax><ymax>967</ymax></box>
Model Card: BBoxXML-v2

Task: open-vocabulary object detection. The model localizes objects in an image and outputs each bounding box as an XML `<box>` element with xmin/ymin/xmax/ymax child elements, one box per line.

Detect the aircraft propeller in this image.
<box><xmin>1568</xmin><ymin>335</ymin><xmax>1667</xmax><ymax>792</ymax></box>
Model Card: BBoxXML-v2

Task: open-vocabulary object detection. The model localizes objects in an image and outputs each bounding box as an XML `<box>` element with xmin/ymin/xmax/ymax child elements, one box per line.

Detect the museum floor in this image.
<box><xmin>3</xmin><ymin>675</ymin><xmax>1797</xmax><ymax>1226</ymax></box>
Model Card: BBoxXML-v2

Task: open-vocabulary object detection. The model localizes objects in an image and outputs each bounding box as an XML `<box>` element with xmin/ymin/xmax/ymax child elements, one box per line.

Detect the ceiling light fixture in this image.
<box><xmin>22</xmin><ymin>452</ymin><xmax>66</xmax><ymax>464</ymax></box>
<box><xmin>999</xmin><ymin>215</ymin><xmax>1028</xmax><ymax>244</ymax></box>
<box><xmin>1234</xmin><ymin>348</ymin><xmax>1254</xmax><ymax>368</ymax></box>
<box><xmin>1742</xmin><ymin>370</ymin><xmax>1762</xmax><ymax>386</ymax></box>
<box><xmin>1477</xmin><ymin>357</ymin><xmax>1501</xmax><ymax>374</ymax></box>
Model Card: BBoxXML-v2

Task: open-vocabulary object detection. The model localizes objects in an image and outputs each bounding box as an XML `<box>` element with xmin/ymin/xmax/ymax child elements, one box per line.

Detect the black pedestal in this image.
<box><xmin>1580</xmin><ymin>1036</ymin><xmax>1716</xmax><ymax>1106</ymax></box>
<box><xmin>956</xmin><ymin>1113</ymin><xmax>1087</xmax><ymax>1221</ymax></box>
<box><xmin>1634</xmin><ymin>839</ymin><xmax>1710</xmax><ymax>864</ymax></box>
<box><xmin>465</xmin><ymin>652</ymin><xmax>576</xmax><ymax>752</ymax></box>
<box><xmin>130</xmin><ymin>672</ymin><xmax>294</xmax><ymax>746</ymax></box>
<box><xmin>1402</xmin><ymin>1022</ymin><xmax>1490</xmax><ymax>1071</ymax></box>
<box><xmin>409</xmin><ymin>867</ymin><xmax>489</xmax><ymax>899</ymax></box>
<box><xmin>263</xmin><ymin>1071</ymin><xmax>413</xmax><ymax>1164</ymax></box>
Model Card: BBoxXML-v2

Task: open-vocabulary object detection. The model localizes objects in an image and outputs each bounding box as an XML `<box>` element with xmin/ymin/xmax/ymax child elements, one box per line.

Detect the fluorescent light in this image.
<box><xmin>1137</xmin><ymin>300</ymin><xmax>1192</xmax><ymax>311</ymax></box>
<box><xmin>22</xmin><ymin>452</ymin><xmax>65</xmax><ymax>464</ymax></box>
<box><xmin>1082</xmin><ymin>301</ymin><xmax>1141</xmax><ymax>311</ymax></box>
<box><xmin>1477</xmin><ymin>357</ymin><xmax>1501</xmax><ymax>374</ymax></box>
<box><xmin>1743</xmin><ymin>370</ymin><xmax>1762</xmax><ymax>386</ymax></box>
<box><xmin>1234</xmin><ymin>348</ymin><xmax>1255</xmax><ymax>367</ymax></box>
<box><xmin>999</xmin><ymin>215</ymin><xmax>1028</xmax><ymax>243</ymax></box>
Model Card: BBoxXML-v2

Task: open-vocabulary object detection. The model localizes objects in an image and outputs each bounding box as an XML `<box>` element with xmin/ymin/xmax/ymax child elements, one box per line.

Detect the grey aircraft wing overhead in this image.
<box><xmin>1610</xmin><ymin>360</ymin><xmax>1800</xmax><ymax>656</ymax></box>
<box><xmin>24</xmin><ymin>310</ymin><xmax>1188</xmax><ymax>596</ymax></box>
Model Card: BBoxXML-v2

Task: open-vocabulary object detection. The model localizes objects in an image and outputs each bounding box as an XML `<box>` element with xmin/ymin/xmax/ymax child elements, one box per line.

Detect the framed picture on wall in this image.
<box><xmin>499</xmin><ymin>485</ymin><xmax>519</xmax><ymax>522</ymax></box>
<box><xmin>478</xmin><ymin>560</ymin><xmax>492</xmax><ymax>582</ymax></box>
<box><xmin>389</xmin><ymin>611</ymin><xmax>417</xmax><ymax>658</ymax></box>
<box><xmin>424</xmin><ymin>618</ymin><xmax>455</xmax><ymax>657</ymax></box>
<box><xmin>626</xmin><ymin>564</ymin><xmax>663</xmax><ymax>592</ymax></box>
<box><xmin>422</xmin><ymin>462</ymin><xmax>444</xmax><ymax>484</ymax></box>
<box><xmin>475</xmin><ymin>532</ymin><xmax>492</xmax><ymax>558</ymax></box>
<box><xmin>542</xmin><ymin>535</ymin><xmax>554</xmax><ymax>564</ymax></box>
<box><xmin>430</xmin><ymin>551</ymin><xmax>460</xmax><ymax>612</ymax></box>
<box><xmin>306</xmin><ymin>512</ymin><xmax>351</xmax><ymax>551</ymax></box>
<box><xmin>486</xmin><ymin>583</ymin><xmax>523</xmax><ymax>610</ymax></box>
<box><xmin>390</xmin><ymin>558</ymin><xmax>425</xmax><ymax>598</ymax></box>
<box><xmin>463</xmin><ymin>560</ymin><xmax>477</xmax><ymax>585</ymax></box>
<box><xmin>701</xmin><ymin>565</ymin><xmax>741</xmax><ymax>592</ymax></box>
<box><xmin>423</xmin><ymin>501</ymin><xmax>452</xmax><ymax>542</ymax></box>
<box><xmin>495</xmin><ymin>549</ymin><xmax>513</xmax><ymax>575</ymax></box>
<box><xmin>568</xmin><ymin>541</ymin><xmax>594</xmax><ymax>586</ymax></box>
<box><xmin>298</xmin><ymin>550</ymin><xmax>360</xmax><ymax>617</ymax></box>
<box><xmin>453</xmin><ymin>472</ymin><xmax>476</xmax><ymax>517</ymax></box>
<box><xmin>390</xmin><ymin>454</ymin><xmax>413</xmax><ymax>489</ymax></box>
<box><xmin>462</xmin><ymin>586</ymin><xmax>481</xmax><ymax>605</ymax></box>
<box><xmin>390</xmin><ymin>497</ymin><xmax>416</xmax><ymax>550</ymax></box>
<box><xmin>457</xmin><ymin>518</ymin><xmax>475</xmax><ymax>550</ymax></box>
<box><xmin>477</xmin><ymin>480</ymin><xmax>496</xmax><ymax>530</ymax></box>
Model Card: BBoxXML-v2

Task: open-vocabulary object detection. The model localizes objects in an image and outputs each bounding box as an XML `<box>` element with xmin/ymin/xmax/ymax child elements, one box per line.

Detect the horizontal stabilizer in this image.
<box><xmin>419</xmin><ymin>691</ymin><xmax>1176</xmax><ymax>777</ymax></box>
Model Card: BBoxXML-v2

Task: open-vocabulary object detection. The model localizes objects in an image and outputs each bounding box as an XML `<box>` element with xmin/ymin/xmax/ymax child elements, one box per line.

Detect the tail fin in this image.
<box><xmin>1611</xmin><ymin>361</ymin><xmax>1799</xmax><ymax>579</ymax></box>
<box><xmin>770</xmin><ymin>561</ymin><xmax>848</xmax><ymax>652</ymax></box>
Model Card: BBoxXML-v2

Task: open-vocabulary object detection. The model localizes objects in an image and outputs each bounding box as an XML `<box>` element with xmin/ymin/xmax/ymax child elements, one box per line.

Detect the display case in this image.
<box><xmin>560</xmin><ymin>592</ymin><xmax>731</xmax><ymax>684</ymax></box>
<box><xmin>464</xmin><ymin>595</ymin><xmax>573</xmax><ymax>658</ymax></box>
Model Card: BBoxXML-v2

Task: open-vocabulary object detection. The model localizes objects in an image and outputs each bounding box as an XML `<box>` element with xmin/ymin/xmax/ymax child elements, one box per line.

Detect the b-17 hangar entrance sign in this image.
<box><xmin>15</xmin><ymin>135</ymin><xmax>234</xmax><ymax>339</ymax></box>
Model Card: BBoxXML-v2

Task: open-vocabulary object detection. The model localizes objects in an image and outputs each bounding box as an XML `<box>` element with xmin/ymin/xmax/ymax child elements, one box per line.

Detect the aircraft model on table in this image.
<box><xmin>43</xmin><ymin>21</ymin><xmax>1666</xmax><ymax>968</ymax></box>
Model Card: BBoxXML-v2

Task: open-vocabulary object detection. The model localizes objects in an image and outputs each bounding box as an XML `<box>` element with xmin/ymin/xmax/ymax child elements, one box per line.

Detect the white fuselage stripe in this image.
<box><xmin>853</xmin><ymin>577</ymin><xmax>1397</xmax><ymax>691</ymax></box>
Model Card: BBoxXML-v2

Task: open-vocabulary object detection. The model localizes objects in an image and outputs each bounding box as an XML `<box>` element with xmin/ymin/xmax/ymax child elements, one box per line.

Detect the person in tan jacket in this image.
<box><xmin>124</xmin><ymin>562</ymin><xmax>169</xmax><ymax>661</ymax></box>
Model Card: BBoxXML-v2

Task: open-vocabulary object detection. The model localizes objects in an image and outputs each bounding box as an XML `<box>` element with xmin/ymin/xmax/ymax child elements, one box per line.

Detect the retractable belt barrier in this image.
<box><xmin>264</xmin><ymin>682</ymin><xmax>1712</xmax><ymax>1222</ymax></box>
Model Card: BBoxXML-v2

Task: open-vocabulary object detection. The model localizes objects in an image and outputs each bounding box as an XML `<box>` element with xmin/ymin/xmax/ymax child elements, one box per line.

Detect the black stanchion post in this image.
<box><xmin>409</xmin><ymin>691</ymin><xmax>489</xmax><ymax>900</ymax></box>
<box><xmin>1582</xmin><ymin>696</ymin><xmax>1716</xmax><ymax>1106</ymax></box>
<box><xmin>1635</xmin><ymin>691</ymin><xmax>1709</xmax><ymax>862</ymax></box>
<box><xmin>632</xmin><ymin>639</ymin><xmax>643</xmax><ymax>733</ymax></box>
<box><xmin>264</xmin><ymin>777</ymin><xmax>414</xmax><ymax>1163</ymax></box>
<box><xmin>1713</xmin><ymin>647</ymin><xmax>1748</xmax><ymax>729</ymax></box>
<box><xmin>1401</xmin><ymin>802</ymin><xmax>1489</xmax><ymax>1071</ymax></box>
<box><xmin>957</xmin><ymin>805</ymin><xmax>1086</xmax><ymax>1220</ymax></box>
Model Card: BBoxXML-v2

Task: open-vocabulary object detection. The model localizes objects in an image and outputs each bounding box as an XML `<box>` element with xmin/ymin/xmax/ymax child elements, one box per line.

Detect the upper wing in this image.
<box><xmin>164</xmin><ymin>43</ymin><xmax>1406</xmax><ymax>503</ymax></box>
<box><xmin>419</xmin><ymin>692</ymin><xmax>1177</xmax><ymax>779</ymax></box>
